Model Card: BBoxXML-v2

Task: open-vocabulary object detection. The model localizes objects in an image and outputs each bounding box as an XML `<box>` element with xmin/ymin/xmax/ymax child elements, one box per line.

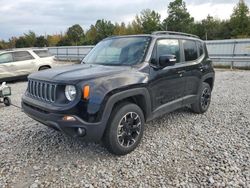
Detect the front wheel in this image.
<box><xmin>191</xmin><ymin>82</ymin><xmax>212</xmax><ymax>114</ymax></box>
<box><xmin>3</xmin><ymin>97</ymin><xmax>11</xmax><ymax>106</ymax></box>
<box><xmin>103</xmin><ymin>103</ymin><xmax>145</xmax><ymax>155</ymax></box>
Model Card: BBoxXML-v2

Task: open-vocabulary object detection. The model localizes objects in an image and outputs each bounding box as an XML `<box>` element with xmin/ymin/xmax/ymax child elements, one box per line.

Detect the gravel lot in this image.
<box><xmin>0</xmin><ymin>70</ymin><xmax>249</xmax><ymax>188</ymax></box>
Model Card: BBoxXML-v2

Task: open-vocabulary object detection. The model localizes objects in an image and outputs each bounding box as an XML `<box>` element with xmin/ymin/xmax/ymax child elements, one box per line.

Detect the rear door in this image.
<box><xmin>148</xmin><ymin>38</ymin><xmax>186</xmax><ymax>112</ymax></box>
<box><xmin>12</xmin><ymin>51</ymin><xmax>36</xmax><ymax>76</ymax></box>
<box><xmin>181</xmin><ymin>40</ymin><xmax>204</xmax><ymax>105</ymax></box>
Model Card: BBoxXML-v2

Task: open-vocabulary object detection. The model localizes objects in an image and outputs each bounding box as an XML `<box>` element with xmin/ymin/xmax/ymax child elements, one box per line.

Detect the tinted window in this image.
<box><xmin>13</xmin><ymin>51</ymin><xmax>34</xmax><ymax>62</ymax></box>
<box><xmin>0</xmin><ymin>53</ymin><xmax>13</xmax><ymax>64</ymax></box>
<box><xmin>156</xmin><ymin>39</ymin><xmax>180</xmax><ymax>63</ymax></box>
<box><xmin>33</xmin><ymin>50</ymin><xmax>53</xmax><ymax>58</ymax></box>
<box><xmin>183</xmin><ymin>40</ymin><xmax>198</xmax><ymax>61</ymax></box>
<box><xmin>197</xmin><ymin>41</ymin><xmax>204</xmax><ymax>57</ymax></box>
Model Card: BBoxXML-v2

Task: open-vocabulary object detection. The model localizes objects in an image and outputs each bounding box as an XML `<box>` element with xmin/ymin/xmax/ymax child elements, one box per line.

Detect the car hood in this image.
<box><xmin>28</xmin><ymin>64</ymin><xmax>131</xmax><ymax>83</ymax></box>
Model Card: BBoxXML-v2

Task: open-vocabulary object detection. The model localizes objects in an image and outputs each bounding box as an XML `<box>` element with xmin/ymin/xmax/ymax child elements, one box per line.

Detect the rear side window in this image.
<box><xmin>183</xmin><ymin>40</ymin><xmax>198</xmax><ymax>61</ymax></box>
<box><xmin>13</xmin><ymin>51</ymin><xmax>34</xmax><ymax>61</ymax></box>
<box><xmin>156</xmin><ymin>39</ymin><xmax>180</xmax><ymax>63</ymax></box>
<box><xmin>197</xmin><ymin>41</ymin><xmax>204</xmax><ymax>57</ymax></box>
<box><xmin>0</xmin><ymin>53</ymin><xmax>13</xmax><ymax>64</ymax></box>
<box><xmin>33</xmin><ymin>50</ymin><xmax>53</xmax><ymax>58</ymax></box>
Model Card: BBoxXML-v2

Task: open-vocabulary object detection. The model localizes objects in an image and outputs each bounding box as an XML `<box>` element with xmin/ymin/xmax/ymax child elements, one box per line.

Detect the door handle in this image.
<box><xmin>177</xmin><ymin>70</ymin><xmax>186</xmax><ymax>74</ymax></box>
<box><xmin>177</xmin><ymin>70</ymin><xmax>185</xmax><ymax>77</ymax></box>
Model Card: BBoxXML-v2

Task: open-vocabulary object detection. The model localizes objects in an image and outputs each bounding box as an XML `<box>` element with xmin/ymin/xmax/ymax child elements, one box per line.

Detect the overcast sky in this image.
<box><xmin>0</xmin><ymin>0</ymin><xmax>249</xmax><ymax>40</ymax></box>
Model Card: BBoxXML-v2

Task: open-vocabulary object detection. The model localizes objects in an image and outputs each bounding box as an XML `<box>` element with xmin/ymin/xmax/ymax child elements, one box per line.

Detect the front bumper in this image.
<box><xmin>22</xmin><ymin>101</ymin><xmax>106</xmax><ymax>142</ymax></box>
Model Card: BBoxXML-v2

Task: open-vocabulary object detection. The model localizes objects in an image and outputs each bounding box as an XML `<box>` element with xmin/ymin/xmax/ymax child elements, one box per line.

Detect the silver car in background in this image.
<box><xmin>0</xmin><ymin>49</ymin><xmax>57</xmax><ymax>81</ymax></box>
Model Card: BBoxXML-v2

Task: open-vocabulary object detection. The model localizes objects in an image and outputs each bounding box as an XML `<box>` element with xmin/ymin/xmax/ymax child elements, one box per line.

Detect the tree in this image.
<box><xmin>230</xmin><ymin>0</ymin><xmax>250</xmax><ymax>37</ymax></box>
<box><xmin>217</xmin><ymin>20</ymin><xmax>232</xmax><ymax>39</ymax></box>
<box><xmin>8</xmin><ymin>37</ymin><xmax>17</xmax><ymax>48</ymax></box>
<box><xmin>95</xmin><ymin>19</ymin><xmax>115</xmax><ymax>42</ymax></box>
<box><xmin>163</xmin><ymin>0</ymin><xmax>194</xmax><ymax>33</ymax></box>
<box><xmin>66</xmin><ymin>24</ymin><xmax>85</xmax><ymax>45</ymax></box>
<box><xmin>113</xmin><ymin>22</ymin><xmax>127</xmax><ymax>35</ymax></box>
<box><xmin>138</xmin><ymin>9</ymin><xmax>161</xmax><ymax>34</ymax></box>
<box><xmin>24</xmin><ymin>31</ymin><xmax>36</xmax><ymax>46</ymax></box>
<box><xmin>201</xmin><ymin>15</ymin><xmax>222</xmax><ymax>40</ymax></box>
<box><xmin>85</xmin><ymin>25</ymin><xmax>98</xmax><ymax>45</ymax></box>
<box><xmin>56</xmin><ymin>36</ymin><xmax>72</xmax><ymax>46</ymax></box>
<box><xmin>15</xmin><ymin>31</ymin><xmax>36</xmax><ymax>48</ymax></box>
<box><xmin>126</xmin><ymin>16</ymin><xmax>143</xmax><ymax>34</ymax></box>
<box><xmin>34</xmin><ymin>36</ymin><xmax>48</xmax><ymax>47</ymax></box>
<box><xmin>0</xmin><ymin>41</ymin><xmax>5</xmax><ymax>49</ymax></box>
<box><xmin>47</xmin><ymin>34</ymin><xmax>62</xmax><ymax>46</ymax></box>
<box><xmin>15</xmin><ymin>37</ymin><xmax>30</xmax><ymax>48</ymax></box>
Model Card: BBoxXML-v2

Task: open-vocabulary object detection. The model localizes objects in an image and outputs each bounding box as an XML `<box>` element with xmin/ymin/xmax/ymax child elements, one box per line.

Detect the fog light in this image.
<box><xmin>77</xmin><ymin>128</ymin><xmax>86</xmax><ymax>137</ymax></box>
<box><xmin>62</xmin><ymin>116</ymin><xmax>76</xmax><ymax>121</ymax></box>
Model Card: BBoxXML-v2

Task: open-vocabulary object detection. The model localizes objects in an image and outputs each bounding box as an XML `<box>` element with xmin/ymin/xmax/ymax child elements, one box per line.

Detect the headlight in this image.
<box><xmin>65</xmin><ymin>85</ymin><xmax>76</xmax><ymax>101</ymax></box>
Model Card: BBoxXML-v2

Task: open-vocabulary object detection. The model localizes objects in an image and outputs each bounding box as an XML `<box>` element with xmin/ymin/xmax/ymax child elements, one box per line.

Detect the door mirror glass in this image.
<box><xmin>159</xmin><ymin>55</ymin><xmax>176</xmax><ymax>68</ymax></box>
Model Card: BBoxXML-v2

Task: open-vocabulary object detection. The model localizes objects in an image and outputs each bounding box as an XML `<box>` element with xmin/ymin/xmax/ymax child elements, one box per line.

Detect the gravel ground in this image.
<box><xmin>0</xmin><ymin>70</ymin><xmax>249</xmax><ymax>188</ymax></box>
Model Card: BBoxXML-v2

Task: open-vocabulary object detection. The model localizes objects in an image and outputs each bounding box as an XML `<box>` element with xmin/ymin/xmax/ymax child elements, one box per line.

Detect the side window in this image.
<box><xmin>0</xmin><ymin>53</ymin><xmax>13</xmax><ymax>64</ymax></box>
<box><xmin>197</xmin><ymin>41</ymin><xmax>204</xmax><ymax>57</ymax></box>
<box><xmin>156</xmin><ymin>39</ymin><xmax>180</xmax><ymax>63</ymax></box>
<box><xmin>13</xmin><ymin>51</ymin><xmax>34</xmax><ymax>62</ymax></box>
<box><xmin>33</xmin><ymin>50</ymin><xmax>52</xmax><ymax>58</ymax></box>
<box><xmin>183</xmin><ymin>40</ymin><xmax>198</xmax><ymax>61</ymax></box>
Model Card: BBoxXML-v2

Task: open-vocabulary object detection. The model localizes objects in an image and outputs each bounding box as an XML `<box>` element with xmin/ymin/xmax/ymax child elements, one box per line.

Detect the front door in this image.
<box><xmin>148</xmin><ymin>39</ymin><xmax>186</xmax><ymax>113</ymax></box>
<box><xmin>0</xmin><ymin>52</ymin><xmax>15</xmax><ymax>79</ymax></box>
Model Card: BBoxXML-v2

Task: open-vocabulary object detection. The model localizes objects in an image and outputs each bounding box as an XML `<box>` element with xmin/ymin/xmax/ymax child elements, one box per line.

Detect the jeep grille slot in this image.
<box><xmin>27</xmin><ymin>80</ymin><xmax>57</xmax><ymax>103</ymax></box>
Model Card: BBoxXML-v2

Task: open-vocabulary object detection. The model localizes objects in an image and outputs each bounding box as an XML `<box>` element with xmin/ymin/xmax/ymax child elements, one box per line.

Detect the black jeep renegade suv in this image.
<box><xmin>22</xmin><ymin>31</ymin><xmax>215</xmax><ymax>155</ymax></box>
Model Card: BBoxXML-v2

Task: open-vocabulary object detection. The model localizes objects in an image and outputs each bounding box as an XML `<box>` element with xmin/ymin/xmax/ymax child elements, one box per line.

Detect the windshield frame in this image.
<box><xmin>82</xmin><ymin>36</ymin><xmax>152</xmax><ymax>66</ymax></box>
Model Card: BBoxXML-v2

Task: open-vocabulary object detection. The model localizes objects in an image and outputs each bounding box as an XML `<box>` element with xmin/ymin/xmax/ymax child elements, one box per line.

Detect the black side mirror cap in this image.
<box><xmin>159</xmin><ymin>55</ymin><xmax>176</xmax><ymax>69</ymax></box>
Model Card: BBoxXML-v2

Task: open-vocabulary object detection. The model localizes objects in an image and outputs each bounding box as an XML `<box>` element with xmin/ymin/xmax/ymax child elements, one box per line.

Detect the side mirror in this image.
<box><xmin>159</xmin><ymin>55</ymin><xmax>176</xmax><ymax>69</ymax></box>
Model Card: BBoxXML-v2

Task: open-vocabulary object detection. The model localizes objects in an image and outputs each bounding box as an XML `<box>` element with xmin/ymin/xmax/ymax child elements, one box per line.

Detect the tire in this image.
<box><xmin>103</xmin><ymin>102</ymin><xmax>145</xmax><ymax>155</ymax></box>
<box><xmin>191</xmin><ymin>82</ymin><xmax>212</xmax><ymax>114</ymax></box>
<box><xmin>3</xmin><ymin>97</ymin><xmax>11</xmax><ymax>106</ymax></box>
<box><xmin>39</xmin><ymin>66</ymin><xmax>50</xmax><ymax>71</ymax></box>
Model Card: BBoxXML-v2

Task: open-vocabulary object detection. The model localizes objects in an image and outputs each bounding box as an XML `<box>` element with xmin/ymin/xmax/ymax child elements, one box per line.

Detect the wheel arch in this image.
<box><xmin>202</xmin><ymin>73</ymin><xmax>215</xmax><ymax>90</ymax></box>
<box><xmin>38</xmin><ymin>65</ymin><xmax>51</xmax><ymax>71</ymax></box>
<box><xmin>102</xmin><ymin>88</ymin><xmax>152</xmax><ymax>124</ymax></box>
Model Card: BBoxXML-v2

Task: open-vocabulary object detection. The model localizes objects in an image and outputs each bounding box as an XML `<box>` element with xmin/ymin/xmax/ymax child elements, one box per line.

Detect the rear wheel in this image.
<box><xmin>191</xmin><ymin>82</ymin><xmax>211</xmax><ymax>114</ymax></box>
<box><xmin>103</xmin><ymin>102</ymin><xmax>145</xmax><ymax>155</ymax></box>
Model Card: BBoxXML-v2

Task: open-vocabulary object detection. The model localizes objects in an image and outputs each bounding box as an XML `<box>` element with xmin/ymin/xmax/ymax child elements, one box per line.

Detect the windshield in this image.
<box><xmin>82</xmin><ymin>36</ymin><xmax>151</xmax><ymax>65</ymax></box>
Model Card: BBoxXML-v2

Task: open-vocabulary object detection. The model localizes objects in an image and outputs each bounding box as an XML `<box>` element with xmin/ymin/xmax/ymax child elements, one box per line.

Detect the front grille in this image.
<box><xmin>27</xmin><ymin>79</ymin><xmax>57</xmax><ymax>103</ymax></box>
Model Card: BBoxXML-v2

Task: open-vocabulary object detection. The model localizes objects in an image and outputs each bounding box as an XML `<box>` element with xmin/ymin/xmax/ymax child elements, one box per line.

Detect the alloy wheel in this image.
<box><xmin>117</xmin><ymin>112</ymin><xmax>142</xmax><ymax>148</ymax></box>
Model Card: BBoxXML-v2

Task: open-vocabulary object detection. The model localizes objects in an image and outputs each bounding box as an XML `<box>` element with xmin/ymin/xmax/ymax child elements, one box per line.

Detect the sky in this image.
<box><xmin>0</xmin><ymin>0</ymin><xmax>249</xmax><ymax>40</ymax></box>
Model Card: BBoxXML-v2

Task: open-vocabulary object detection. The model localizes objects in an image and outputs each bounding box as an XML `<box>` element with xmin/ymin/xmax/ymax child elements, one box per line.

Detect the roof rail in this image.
<box><xmin>152</xmin><ymin>31</ymin><xmax>199</xmax><ymax>39</ymax></box>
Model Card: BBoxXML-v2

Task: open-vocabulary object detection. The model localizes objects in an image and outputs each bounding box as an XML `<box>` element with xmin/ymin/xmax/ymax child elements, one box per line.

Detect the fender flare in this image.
<box><xmin>201</xmin><ymin>72</ymin><xmax>215</xmax><ymax>90</ymax></box>
<box><xmin>100</xmin><ymin>87</ymin><xmax>152</xmax><ymax>125</ymax></box>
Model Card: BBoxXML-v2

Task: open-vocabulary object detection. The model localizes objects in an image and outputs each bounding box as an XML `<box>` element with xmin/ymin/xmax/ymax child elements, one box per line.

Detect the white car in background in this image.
<box><xmin>0</xmin><ymin>49</ymin><xmax>57</xmax><ymax>81</ymax></box>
